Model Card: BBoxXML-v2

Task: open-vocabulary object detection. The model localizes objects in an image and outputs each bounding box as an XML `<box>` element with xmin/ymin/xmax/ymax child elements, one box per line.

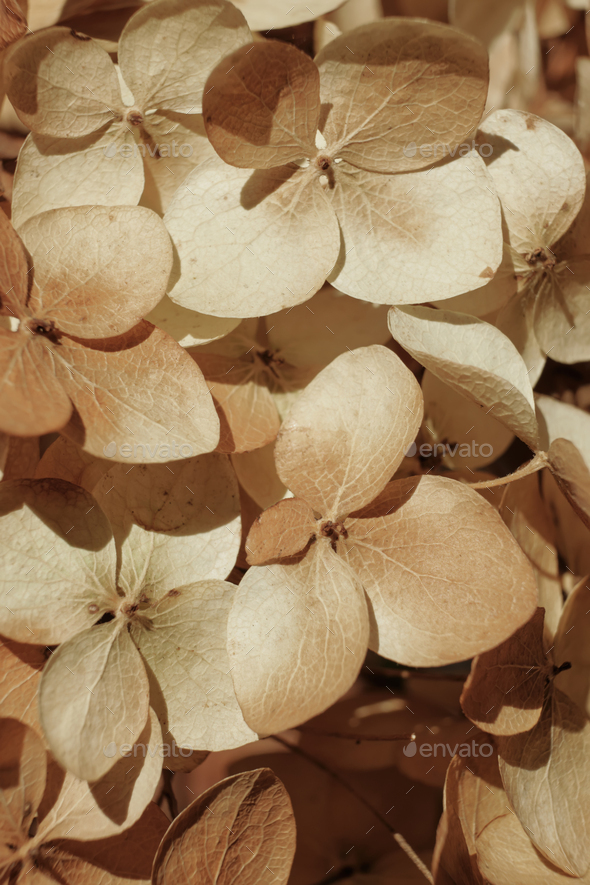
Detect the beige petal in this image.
<box><xmin>45</xmin><ymin>803</ymin><xmax>168</xmax><ymax>883</ymax></box>
<box><xmin>422</xmin><ymin>370</ymin><xmax>514</xmax><ymax>471</ymax></box>
<box><xmin>0</xmin><ymin>478</ymin><xmax>117</xmax><ymax>645</ymax></box>
<box><xmin>498</xmin><ymin>687</ymin><xmax>590</xmax><ymax>877</ymax></box>
<box><xmin>19</xmin><ymin>206</ymin><xmax>172</xmax><ymax>337</ymax></box>
<box><xmin>152</xmin><ymin>769</ymin><xmax>295</xmax><ymax>885</ymax></box>
<box><xmin>495</xmin><ymin>291</ymin><xmax>547</xmax><ymax>386</ymax></box>
<box><xmin>11</xmin><ymin>128</ymin><xmax>144</xmax><ymax>229</ymax></box>
<box><xmin>438</xmin><ymin>240</ymin><xmax>517</xmax><ymax>318</ymax></box>
<box><xmin>275</xmin><ymin>345</ymin><xmax>423</xmax><ymax>519</ymax></box>
<box><xmin>92</xmin><ymin>455</ymin><xmax>240</xmax><ymax>598</ymax></box>
<box><xmin>5</xmin><ymin>27</ymin><xmax>122</xmax><ymax>137</ymax></box>
<box><xmin>118</xmin><ymin>0</ymin><xmax>251</xmax><ymax>115</ymax></box>
<box><xmin>39</xmin><ymin>619</ymin><xmax>150</xmax><ymax>783</ymax></box>
<box><xmin>329</xmin><ymin>156</ymin><xmax>502</xmax><ymax>305</ymax></box>
<box><xmin>39</xmin><ymin>709</ymin><xmax>163</xmax><ymax>842</ymax></box>
<box><xmin>204</xmin><ymin>41</ymin><xmax>319</xmax><ymax>168</ymax></box>
<box><xmin>139</xmin><ymin>111</ymin><xmax>217</xmax><ymax>216</ymax></box>
<box><xmin>233</xmin><ymin>0</ymin><xmax>342</xmax><ymax>29</ymax></box>
<box><xmin>536</xmin><ymin>393</ymin><xmax>590</xmax><ymax>466</ymax></box>
<box><xmin>146</xmin><ymin>296</ymin><xmax>240</xmax><ymax>348</ymax></box>
<box><xmin>460</xmin><ymin>608</ymin><xmax>548</xmax><ymax>736</ymax></box>
<box><xmin>245</xmin><ymin>496</ymin><xmax>316</xmax><ymax>565</ymax></box>
<box><xmin>553</xmin><ymin>578</ymin><xmax>590</xmax><ymax>718</ymax></box>
<box><xmin>1</xmin><ymin>435</ymin><xmax>40</xmax><ymax>481</ymax></box>
<box><xmin>0</xmin><ymin>639</ymin><xmax>45</xmax><ymax>735</ymax></box>
<box><xmin>0</xmin><ymin>718</ymin><xmax>46</xmax><ymax>845</ymax></box>
<box><xmin>191</xmin><ymin>352</ymin><xmax>280</xmax><ymax>453</ymax></box>
<box><xmin>342</xmin><ymin>475</ymin><xmax>538</xmax><ymax>667</ymax></box>
<box><xmin>0</xmin><ymin>0</ymin><xmax>26</xmax><ymax>50</ymax></box>
<box><xmin>35</xmin><ymin>435</ymin><xmax>110</xmax><ymax>492</ymax></box>
<box><xmin>231</xmin><ymin>442</ymin><xmax>287</xmax><ymax>510</ymax></box>
<box><xmin>0</xmin><ymin>206</ymin><xmax>28</xmax><ymax>314</ymax></box>
<box><xmin>50</xmin><ymin>321</ymin><xmax>220</xmax><ymax>461</ymax></box>
<box><xmin>547</xmin><ymin>437</ymin><xmax>590</xmax><ymax>530</ymax></box>
<box><xmin>227</xmin><ymin>540</ymin><xmax>368</xmax><ymax>734</ymax></box>
<box><xmin>164</xmin><ymin>157</ymin><xmax>340</xmax><ymax>318</ymax></box>
<box><xmin>0</xmin><ymin>330</ymin><xmax>73</xmax><ymax>436</ymax></box>
<box><xmin>316</xmin><ymin>19</ymin><xmax>488</xmax><ymax>174</ymax></box>
<box><xmin>476</xmin><ymin>109</ymin><xmax>585</xmax><ymax>254</ymax></box>
<box><xmin>389</xmin><ymin>305</ymin><xmax>540</xmax><ymax>450</ymax></box>
<box><xmin>133</xmin><ymin>580</ymin><xmax>256</xmax><ymax>752</ymax></box>
<box><xmin>266</xmin><ymin>284</ymin><xmax>391</xmax><ymax>368</ymax></box>
<box><xmin>534</xmin><ymin>259</ymin><xmax>590</xmax><ymax>364</ymax></box>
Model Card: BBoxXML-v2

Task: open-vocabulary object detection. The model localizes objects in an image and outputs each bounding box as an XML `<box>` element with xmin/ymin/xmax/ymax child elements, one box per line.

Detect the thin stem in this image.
<box><xmin>296</xmin><ymin>725</ymin><xmax>416</xmax><ymax>741</ymax></box>
<box><xmin>272</xmin><ymin>734</ymin><xmax>433</xmax><ymax>884</ymax></box>
<box><xmin>467</xmin><ymin>451</ymin><xmax>548</xmax><ymax>490</ymax></box>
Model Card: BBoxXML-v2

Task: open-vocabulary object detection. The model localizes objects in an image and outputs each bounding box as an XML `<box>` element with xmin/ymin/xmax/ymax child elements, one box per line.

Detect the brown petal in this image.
<box><xmin>203</xmin><ymin>41</ymin><xmax>320</xmax><ymax>168</ymax></box>
<box><xmin>245</xmin><ymin>496</ymin><xmax>316</xmax><ymax>565</ymax></box>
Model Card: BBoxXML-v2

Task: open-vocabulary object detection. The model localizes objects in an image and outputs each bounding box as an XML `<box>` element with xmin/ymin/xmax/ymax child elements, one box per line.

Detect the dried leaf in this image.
<box><xmin>118</xmin><ymin>0</ymin><xmax>251</xmax><ymax>115</ymax></box>
<box><xmin>275</xmin><ymin>345</ymin><xmax>422</xmax><ymax>519</ymax></box>
<box><xmin>204</xmin><ymin>41</ymin><xmax>320</xmax><ymax>168</ymax></box>
<box><xmin>165</xmin><ymin>156</ymin><xmax>340</xmax><ymax>317</ymax></box>
<box><xmin>39</xmin><ymin>619</ymin><xmax>150</xmax><ymax>782</ymax></box>
<box><xmin>0</xmin><ymin>478</ymin><xmax>117</xmax><ymax>645</ymax></box>
<box><xmin>389</xmin><ymin>305</ymin><xmax>540</xmax><ymax>450</ymax></box>
<box><xmin>245</xmin><ymin>496</ymin><xmax>316</xmax><ymax>565</ymax></box>
<box><xmin>316</xmin><ymin>19</ymin><xmax>488</xmax><ymax>174</ymax></box>
<box><xmin>498</xmin><ymin>686</ymin><xmax>590</xmax><ymax>877</ymax></box>
<box><xmin>329</xmin><ymin>155</ymin><xmax>503</xmax><ymax>305</ymax></box>
<box><xmin>227</xmin><ymin>539</ymin><xmax>368</xmax><ymax>733</ymax></box>
<box><xmin>342</xmin><ymin>475</ymin><xmax>538</xmax><ymax>666</ymax></box>
<box><xmin>153</xmin><ymin>769</ymin><xmax>296</xmax><ymax>885</ymax></box>
<box><xmin>460</xmin><ymin>608</ymin><xmax>549</xmax><ymax>735</ymax></box>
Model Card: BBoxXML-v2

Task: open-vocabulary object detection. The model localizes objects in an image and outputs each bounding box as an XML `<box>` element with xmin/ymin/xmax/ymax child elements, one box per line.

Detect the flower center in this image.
<box><xmin>524</xmin><ymin>246</ymin><xmax>555</xmax><ymax>271</ymax></box>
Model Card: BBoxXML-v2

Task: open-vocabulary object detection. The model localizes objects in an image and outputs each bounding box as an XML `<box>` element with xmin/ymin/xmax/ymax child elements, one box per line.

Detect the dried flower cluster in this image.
<box><xmin>1</xmin><ymin>0</ymin><xmax>590</xmax><ymax>882</ymax></box>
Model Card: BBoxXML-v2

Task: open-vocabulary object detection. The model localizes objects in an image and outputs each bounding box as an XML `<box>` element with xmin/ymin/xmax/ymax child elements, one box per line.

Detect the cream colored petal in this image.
<box><xmin>227</xmin><ymin>540</ymin><xmax>368</xmax><ymax>734</ymax></box>
<box><xmin>50</xmin><ymin>322</ymin><xmax>220</xmax><ymax>461</ymax></box>
<box><xmin>118</xmin><ymin>0</ymin><xmax>251</xmax><ymax>114</ymax></box>
<box><xmin>316</xmin><ymin>19</ymin><xmax>488</xmax><ymax>174</ymax></box>
<box><xmin>275</xmin><ymin>345</ymin><xmax>423</xmax><ymax>519</ymax></box>
<box><xmin>146</xmin><ymin>295</ymin><xmax>240</xmax><ymax>347</ymax></box>
<box><xmin>343</xmin><ymin>475</ymin><xmax>538</xmax><ymax>667</ymax></box>
<box><xmin>164</xmin><ymin>157</ymin><xmax>340</xmax><ymax>318</ymax></box>
<box><xmin>134</xmin><ymin>580</ymin><xmax>256</xmax><ymax>752</ymax></box>
<box><xmin>231</xmin><ymin>442</ymin><xmax>287</xmax><ymax>510</ymax></box>
<box><xmin>329</xmin><ymin>156</ymin><xmax>502</xmax><ymax>305</ymax></box>
<box><xmin>35</xmin><ymin>436</ymin><xmax>110</xmax><ymax>492</ymax></box>
<box><xmin>39</xmin><ymin>620</ymin><xmax>150</xmax><ymax>783</ymax></box>
<box><xmin>11</xmin><ymin>128</ymin><xmax>144</xmax><ymax>229</ymax></box>
<box><xmin>245</xmin><ymin>496</ymin><xmax>316</xmax><ymax>565</ymax></box>
<box><xmin>0</xmin><ymin>478</ymin><xmax>117</xmax><ymax>645</ymax></box>
<box><xmin>534</xmin><ymin>259</ymin><xmax>590</xmax><ymax>364</ymax></box>
<box><xmin>498</xmin><ymin>687</ymin><xmax>590</xmax><ymax>877</ymax></box>
<box><xmin>389</xmin><ymin>305</ymin><xmax>540</xmax><ymax>450</ymax></box>
<box><xmin>495</xmin><ymin>290</ymin><xmax>546</xmax><ymax>386</ymax></box>
<box><xmin>536</xmin><ymin>393</ymin><xmax>590</xmax><ymax>466</ymax></box>
<box><xmin>233</xmin><ymin>0</ymin><xmax>343</xmax><ymax>28</ymax></box>
<box><xmin>0</xmin><ymin>718</ymin><xmax>46</xmax><ymax>844</ymax></box>
<box><xmin>478</xmin><ymin>109</ymin><xmax>585</xmax><ymax>253</ymax></box>
<box><xmin>92</xmin><ymin>454</ymin><xmax>240</xmax><ymax>599</ymax></box>
<box><xmin>5</xmin><ymin>27</ymin><xmax>122</xmax><ymax>136</ymax></box>
<box><xmin>39</xmin><ymin>709</ymin><xmax>163</xmax><ymax>842</ymax></box>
